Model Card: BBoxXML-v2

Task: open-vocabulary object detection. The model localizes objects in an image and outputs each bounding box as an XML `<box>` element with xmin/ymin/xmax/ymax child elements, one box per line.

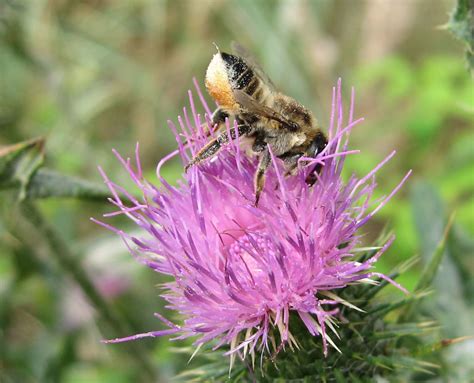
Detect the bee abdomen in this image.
<box><xmin>206</xmin><ymin>51</ymin><xmax>269</xmax><ymax>112</ymax></box>
<box><xmin>220</xmin><ymin>52</ymin><xmax>257</xmax><ymax>91</ymax></box>
<box><xmin>246</xmin><ymin>77</ymin><xmax>259</xmax><ymax>95</ymax></box>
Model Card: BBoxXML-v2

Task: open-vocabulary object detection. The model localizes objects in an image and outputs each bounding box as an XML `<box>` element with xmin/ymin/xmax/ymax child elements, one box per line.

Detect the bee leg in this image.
<box><xmin>251</xmin><ymin>132</ymin><xmax>267</xmax><ymax>153</ymax></box>
<box><xmin>184</xmin><ymin>124</ymin><xmax>249</xmax><ymax>172</ymax></box>
<box><xmin>206</xmin><ymin>107</ymin><xmax>229</xmax><ymax>136</ymax></box>
<box><xmin>203</xmin><ymin>108</ymin><xmax>229</xmax><ymax>138</ymax></box>
<box><xmin>254</xmin><ymin>148</ymin><xmax>271</xmax><ymax>206</ymax></box>
<box><xmin>281</xmin><ymin>154</ymin><xmax>301</xmax><ymax>176</ymax></box>
<box><xmin>211</xmin><ymin>108</ymin><xmax>229</xmax><ymax>125</ymax></box>
<box><xmin>184</xmin><ymin>108</ymin><xmax>229</xmax><ymax>146</ymax></box>
<box><xmin>305</xmin><ymin>131</ymin><xmax>328</xmax><ymax>185</ymax></box>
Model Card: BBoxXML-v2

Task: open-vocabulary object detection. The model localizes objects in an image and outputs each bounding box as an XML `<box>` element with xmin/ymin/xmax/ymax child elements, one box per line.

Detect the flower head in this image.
<box><xmin>96</xmin><ymin>79</ymin><xmax>410</xmax><ymax>361</ymax></box>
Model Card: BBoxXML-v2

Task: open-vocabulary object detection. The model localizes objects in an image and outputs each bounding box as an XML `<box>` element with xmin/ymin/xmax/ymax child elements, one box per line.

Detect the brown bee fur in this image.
<box><xmin>185</xmin><ymin>45</ymin><xmax>327</xmax><ymax>205</ymax></box>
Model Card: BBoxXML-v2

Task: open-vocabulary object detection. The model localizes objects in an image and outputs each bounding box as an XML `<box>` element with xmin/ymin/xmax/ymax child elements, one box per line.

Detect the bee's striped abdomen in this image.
<box><xmin>220</xmin><ymin>52</ymin><xmax>256</xmax><ymax>90</ymax></box>
<box><xmin>206</xmin><ymin>51</ymin><xmax>271</xmax><ymax>113</ymax></box>
<box><xmin>246</xmin><ymin>77</ymin><xmax>259</xmax><ymax>96</ymax></box>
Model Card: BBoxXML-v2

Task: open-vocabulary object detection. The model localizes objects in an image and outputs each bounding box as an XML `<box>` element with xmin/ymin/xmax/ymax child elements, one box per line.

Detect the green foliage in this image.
<box><xmin>0</xmin><ymin>138</ymin><xmax>45</xmax><ymax>200</ymax></box>
<box><xmin>0</xmin><ymin>138</ymin><xmax>111</xmax><ymax>201</ymax></box>
<box><xmin>354</xmin><ymin>53</ymin><xmax>473</xmax><ymax>272</ymax></box>
<box><xmin>448</xmin><ymin>0</ymin><xmax>474</xmax><ymax>73</ymax></box>
<box><xmin>409</xmin><ymin>182</ymin><xmax>474</xmax><ymax>381</ymax></box>
<box><xmin>357</xmin><ymin>56</ymin><xmax>471</xmax><ymax>144</ymax></box>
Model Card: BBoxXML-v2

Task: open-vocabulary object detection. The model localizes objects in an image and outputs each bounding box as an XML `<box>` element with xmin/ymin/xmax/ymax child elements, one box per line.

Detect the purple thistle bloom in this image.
<box><xmin>95</xmin><ymin>79</ymin><xmax>410</xmax><ymax>362</ymax></box>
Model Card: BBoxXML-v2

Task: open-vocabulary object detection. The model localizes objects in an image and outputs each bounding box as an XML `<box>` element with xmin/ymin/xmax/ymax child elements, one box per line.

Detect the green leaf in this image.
<box><xmin>448</xmin><ymin>225</ymin><xmax>474</xmax><ymax>303</ymax></box>
<box><xmin>0</xmin><ymin>138</ymin><xmax>114</xmax><ymax>202</ymax></box>
<box><xmin>414</xmin><ymin>213</ymin><xmax>455</xmax><ymax>293</ymax></box>
<box><xmin>410</xmin><ymin>181</ymin><xmax>446</xmax><ymax>262</ymax></box>
<box><xmin>415</xmin><ymin>336</ymin><xmax>474</xmax><ymax>357</ymax></box>
<box><xmin>26</xmin><ymin>168</ymin><xmax>110</xmax><ymax>201</ymax></box>
<box><xmin>409</xmin><ymin>181</ymin><xmax>473</xmax><ymax>345</ymax></box>
<box><xmin>0</xmin><ymin>138</ymin><xmax>45</xmax><ymax>200</ymax></box>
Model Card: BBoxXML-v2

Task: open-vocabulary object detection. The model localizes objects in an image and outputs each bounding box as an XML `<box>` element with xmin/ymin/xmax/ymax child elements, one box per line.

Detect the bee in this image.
<box><xmin>185</xmin><ymin>43</ymin><xmax>327</xmax><ymax>205</ymax></box>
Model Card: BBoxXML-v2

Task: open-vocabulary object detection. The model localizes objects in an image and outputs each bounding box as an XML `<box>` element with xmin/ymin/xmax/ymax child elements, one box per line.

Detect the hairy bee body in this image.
<box><xmin>186</xmin><ymin>46</ymin><xmax>327</xmax><ymax>205</ymax></box>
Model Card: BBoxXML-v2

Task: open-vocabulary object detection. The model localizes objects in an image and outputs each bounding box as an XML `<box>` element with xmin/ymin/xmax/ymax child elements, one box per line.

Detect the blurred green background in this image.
<box><xmin>0</xmin><ymin>0</ymin><xmax>472</xmax><ymax>382</ymax></box>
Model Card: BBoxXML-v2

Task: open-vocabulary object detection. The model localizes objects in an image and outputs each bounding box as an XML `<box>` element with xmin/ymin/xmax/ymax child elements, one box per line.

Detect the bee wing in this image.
<box><xmin>231</xmin><ymin>41</ymin><xmax>276</xmax><ymax>92</ymax></box>
<box><xmin>233</xmin><ymin>89</ymin><xmax>299</xmax><ymax>131</ymax></box>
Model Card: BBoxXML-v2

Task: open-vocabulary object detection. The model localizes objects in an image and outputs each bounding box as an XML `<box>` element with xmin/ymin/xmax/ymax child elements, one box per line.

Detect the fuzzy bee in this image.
<box><xmin>185</xmin><ymin>43</ymin><xmax>327</xmax><ymax>205</ymax></box>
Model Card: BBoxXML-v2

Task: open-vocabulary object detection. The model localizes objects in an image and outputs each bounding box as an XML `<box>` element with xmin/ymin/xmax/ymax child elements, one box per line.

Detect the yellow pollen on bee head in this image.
<box><xmin>205</xmin><ymin>53</ymin><xmax>238</xmax><ymax>111</ymax></box>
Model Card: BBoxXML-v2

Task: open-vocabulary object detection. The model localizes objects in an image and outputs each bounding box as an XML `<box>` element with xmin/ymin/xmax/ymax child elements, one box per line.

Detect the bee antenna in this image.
<box><xmin>212</xmin><ymin>42</ymin><xmax>220</xmax><ymax>52</ymax></box>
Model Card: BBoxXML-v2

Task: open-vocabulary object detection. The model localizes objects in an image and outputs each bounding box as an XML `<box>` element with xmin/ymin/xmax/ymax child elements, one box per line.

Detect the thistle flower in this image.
<box><xmin>95</xmin><ymin>79</ymin><xmax>410</xmax><ymax>364</ymax></box>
